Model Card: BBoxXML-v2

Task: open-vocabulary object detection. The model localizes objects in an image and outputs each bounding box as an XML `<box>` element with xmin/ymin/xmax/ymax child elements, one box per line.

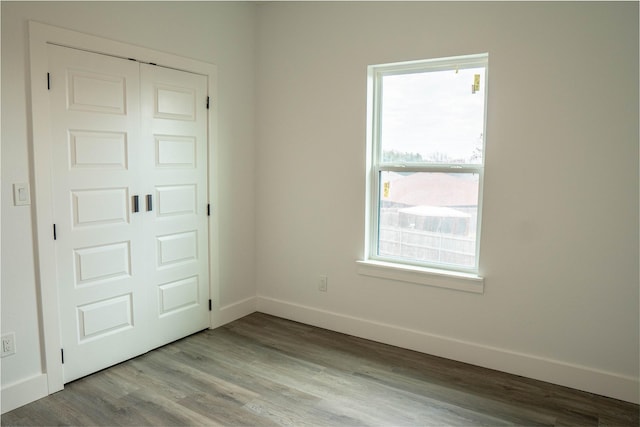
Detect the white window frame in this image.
<box><xmin>358</xmin><ymin>54</ymin><xmax>488</xmax><ymax>293</ymax></box>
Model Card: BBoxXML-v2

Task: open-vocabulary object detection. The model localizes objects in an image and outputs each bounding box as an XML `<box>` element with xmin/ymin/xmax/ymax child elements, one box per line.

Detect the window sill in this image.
<box><xmin>356</xmin><ymin>260</ymin><xmax>484</xmax><ymax>294</ymax></box>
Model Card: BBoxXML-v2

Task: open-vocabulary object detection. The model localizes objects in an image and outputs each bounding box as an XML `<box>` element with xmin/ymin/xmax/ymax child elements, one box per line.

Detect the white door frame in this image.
<box><xmin>28</xmin><ymin>21</ymin><xmax>220</xmax><ymax>394</ymax></box>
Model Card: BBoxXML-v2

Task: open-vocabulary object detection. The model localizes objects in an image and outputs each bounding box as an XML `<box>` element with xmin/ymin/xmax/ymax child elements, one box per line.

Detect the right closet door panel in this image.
<box><xmin>140</xmin><ymin>64</ymin><xmax>210</xmax><ymax>348</ymax></box>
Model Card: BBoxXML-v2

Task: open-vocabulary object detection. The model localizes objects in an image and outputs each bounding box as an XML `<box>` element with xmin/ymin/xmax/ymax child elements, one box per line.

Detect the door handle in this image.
<box><xmin>146</xmin><ymin>194</ymin><xmax>153</xmax><ymax>212</ymax></box>
<box><xmin>133</xmin><ymin>195</ymin><xmax>139</xmax><ymax>213</ymax></box>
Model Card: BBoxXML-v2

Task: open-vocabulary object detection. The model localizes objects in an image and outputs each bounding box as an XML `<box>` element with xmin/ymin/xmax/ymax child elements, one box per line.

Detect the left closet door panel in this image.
<box><xmin>49</xmin><ymin>44</ymin><xmax>150</xmax><ymax>382</ymax></box>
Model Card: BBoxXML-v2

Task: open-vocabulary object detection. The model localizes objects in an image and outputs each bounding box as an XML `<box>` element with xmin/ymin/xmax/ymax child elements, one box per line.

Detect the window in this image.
<box><xmin>364</xmin><ymin>54</ymin><xmax>488</xmax><ymax>277</ymax></box>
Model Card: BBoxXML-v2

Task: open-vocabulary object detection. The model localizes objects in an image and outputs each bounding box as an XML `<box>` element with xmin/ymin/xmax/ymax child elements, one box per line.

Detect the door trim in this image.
<box><xmin>28</xmin><ymin>21</ymin><xmax>220</xmax><ymax>394</ymax></box>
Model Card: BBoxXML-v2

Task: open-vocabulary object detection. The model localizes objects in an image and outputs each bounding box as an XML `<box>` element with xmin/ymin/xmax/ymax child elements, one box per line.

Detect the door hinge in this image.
<box><xmin>61</xmin><ymin>348</ymin><xmax>64</xmax><ymax>364</ymax></box>
<box><xmin>47</xmin><ymin>73</ymin><xmax>51</xmax><ymax>90</ymax></box>
<box><xmin>208</xmin><ymin>299</ymin><xmax>212</xmax><ymax>311</ymax></box>
<box><xmin>53</xmin><ymin>224</ymin><xmax>57</xmax><ymax>240</ymax></box>
<box><xmin>206</xmin><ymin>96</ymin><xmax>210</xmax><ymax>110</ymax></box>
<box><xmin>207</xmin><ymin>204</ymin><xmax>210</xmax><ymax>216</ymax></box>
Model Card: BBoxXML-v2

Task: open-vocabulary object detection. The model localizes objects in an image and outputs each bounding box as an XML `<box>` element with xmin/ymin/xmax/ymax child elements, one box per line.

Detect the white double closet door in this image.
<box><xmin>47</xmin><ymin>44</ymin><xmax>210</xmax><ymax>382</ymax></box>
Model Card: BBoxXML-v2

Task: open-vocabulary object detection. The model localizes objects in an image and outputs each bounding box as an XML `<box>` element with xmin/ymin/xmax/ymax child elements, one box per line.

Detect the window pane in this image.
<box><xmin>380</xmin><ymin>67</ymin><xmax>485</xmax><ymax>164</ymax></box>
<box><xmin>378</xmin><ymin>171</ymin><xmax>479</xmax><ymax>268</ymax></box>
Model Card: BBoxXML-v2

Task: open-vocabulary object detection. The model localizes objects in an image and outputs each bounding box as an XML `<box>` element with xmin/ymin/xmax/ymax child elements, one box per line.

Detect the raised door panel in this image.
<box><xmin>71</xmin><ymin>188</ymin><xmax>129</xmax><ymax>228</ymax></box>
<box><xmin>155</xmin><ymin>135</ymin><xmax>197</xmax><ymax>168</ymax></box>
<box><xmin>69</xmin><ymin>130</ymin><xmax>128</xmax><ymax>169</ymax></box>
<box><xmin>156</xmin><ymin>231</ymin><xmax>198</xmax><ymax>267</ymax></box>
<box><xmin>158</xmin><ymin>276</ymin><xmax>199</xmax><ymax>317</ymax></box>
<box><xmin>77</xmin><ymin>294</ymin><xmax>134</xmax><ymax>341</ymax></box>
<box><xmin>73</xmin><ymin>241</ymin><xmax>132</xmax><ymax>286</ymax></box>
<box><xmin>156</xmin><ymin>185</ymin><xmax>197</xmax><ymax>217</ymax></box>
<box><xmin>154</xmin><ymin>85</ymin><xmax>196</xmax><ymax>121</ymax></box>
<box><xmin>67</xmin><ymin>70</ymin><xmax>126</xmax><ymax>114</ymax></box>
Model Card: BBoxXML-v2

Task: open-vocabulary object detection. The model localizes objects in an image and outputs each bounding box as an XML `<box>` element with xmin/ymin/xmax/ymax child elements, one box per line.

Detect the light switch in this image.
<box><xmin>13</xmin><ymin>183</ymin><xmax>31</xmax><ymax>206</ymax></box>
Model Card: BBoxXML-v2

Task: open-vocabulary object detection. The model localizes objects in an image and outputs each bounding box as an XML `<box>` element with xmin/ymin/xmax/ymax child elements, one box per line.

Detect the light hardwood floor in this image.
<box><xmin>2</xmin><ymin>313</ymin><xmax>638</xmax><ymax>426</ymax></box>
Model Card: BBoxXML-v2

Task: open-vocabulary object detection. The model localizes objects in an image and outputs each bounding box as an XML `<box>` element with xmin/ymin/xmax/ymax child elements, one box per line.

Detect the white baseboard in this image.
<box><xmin>256</xmin><ymin>296</ymin><xmax>639</xmax><ymax>404</ymax></box>
<box><xmin>1</xmin><ymin>373</ymin><xmax>48</xmax><ymax>414</ymax></box>
<box><xmin>211</xmin><ymin>296</ymin><xmax>257</xmax><ymax>328</ymax></box>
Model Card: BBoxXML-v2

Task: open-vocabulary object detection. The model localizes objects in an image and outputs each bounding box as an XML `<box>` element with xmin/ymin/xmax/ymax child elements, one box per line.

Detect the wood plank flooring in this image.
<box><xmin>2</xmin><ymin>313</ymin><xmax>638</xmax><ymax>426</ymax></box>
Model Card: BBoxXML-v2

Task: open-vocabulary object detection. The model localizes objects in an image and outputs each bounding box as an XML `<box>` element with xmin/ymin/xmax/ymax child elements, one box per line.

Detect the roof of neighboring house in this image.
<box><xmin>382</xmin><ymin>172</ymin><xmax>478</xmax><ymax>207</ymax></box>
<box><xmin>399</xmin><ymin>205</ymin><xmax>471</xmax><ymax>218</ymax></box>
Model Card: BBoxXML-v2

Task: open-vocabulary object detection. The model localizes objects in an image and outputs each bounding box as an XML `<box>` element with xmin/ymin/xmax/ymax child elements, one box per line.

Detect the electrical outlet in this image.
<box><xmin>318</xmin><ymin>275</ymin><xmax>328</xmax><ymax>292</ymax></box>
<box><xmin>1</xmin><ymin>333</ymin><xmax>16</xmax><ymax>357</ymax></box>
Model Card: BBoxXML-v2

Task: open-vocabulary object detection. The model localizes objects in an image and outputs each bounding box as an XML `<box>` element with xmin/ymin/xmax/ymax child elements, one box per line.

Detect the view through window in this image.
<box><xmin>368</xmin><ymin>54</ymin><xmax>488</xmax><ymax>273</ymax></box>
